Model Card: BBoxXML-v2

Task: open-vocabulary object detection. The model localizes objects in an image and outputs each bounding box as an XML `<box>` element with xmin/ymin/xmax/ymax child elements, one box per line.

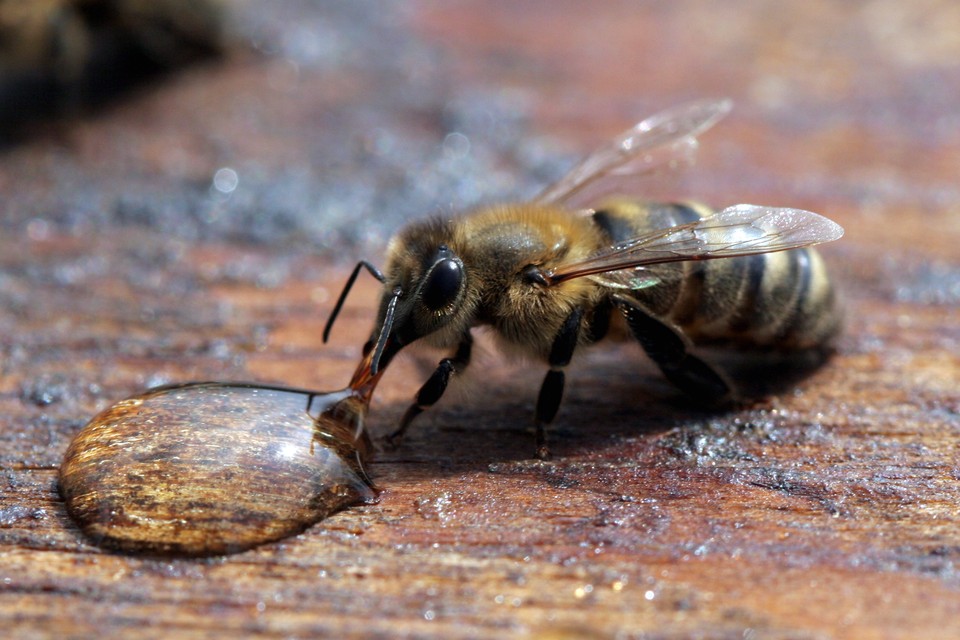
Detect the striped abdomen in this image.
<box><xmin>591</xmin><ymin>200</ymin><xmax>841</xmax><ymax>350</ymax></box>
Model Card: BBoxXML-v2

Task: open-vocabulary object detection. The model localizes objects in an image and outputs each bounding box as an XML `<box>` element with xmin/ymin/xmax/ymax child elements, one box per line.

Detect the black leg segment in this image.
<box><xmin>534</xmin><ymin>307</ymin><xmax>583</xmax><ymax>459</ymax></box>
<box><xmin>536</xmin><ymin>369</ymin><xmax>565</xmax><ymax>426</ymax></box>
<box><xmin>388</xmin><ymin>334</ymin><xmax>473</xmax><ymax>445</ymax></box>
<box><xmin>614</xmin><ymin>295</ymin><xmax>733</xmax><ymax>404</ymax></box>
<box><xmin>585</xmin><ymin>297</ymin><xmax>613</xmax><ymax>344</ymax></box>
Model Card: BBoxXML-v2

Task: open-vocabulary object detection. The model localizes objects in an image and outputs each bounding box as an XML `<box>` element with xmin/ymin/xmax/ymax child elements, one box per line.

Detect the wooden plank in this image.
<box><xmin>2</xmin><ymin>1</ymin><xmax>959</xmax><ymax>638</ymax></box>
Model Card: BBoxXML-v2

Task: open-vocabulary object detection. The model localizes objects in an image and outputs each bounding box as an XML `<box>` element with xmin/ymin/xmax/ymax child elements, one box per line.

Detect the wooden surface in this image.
<box><xmin>2</xmin><ymin>1</ymin><xmax>960</xmax><ymax>638</ymax></box>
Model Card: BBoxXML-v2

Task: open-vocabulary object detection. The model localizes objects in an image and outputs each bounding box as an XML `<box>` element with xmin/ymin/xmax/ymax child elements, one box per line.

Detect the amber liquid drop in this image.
<box><xmin>59</xmin><ymin>381</ymin><xmax>377</xmax><ymax>556</ymax></box>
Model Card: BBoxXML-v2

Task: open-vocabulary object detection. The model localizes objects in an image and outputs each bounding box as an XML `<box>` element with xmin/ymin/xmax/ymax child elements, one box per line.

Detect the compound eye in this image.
<box><xmin>420</xmin><ymin>258</ymin><xmax>463</xmax><ymax>311</ymax></box>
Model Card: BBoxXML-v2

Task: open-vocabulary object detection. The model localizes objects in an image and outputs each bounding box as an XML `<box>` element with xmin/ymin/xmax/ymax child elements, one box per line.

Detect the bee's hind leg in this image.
<box><xmin>614</xmin><ymin>296</ymin><xmax>734</xmax><ymax>405</ymax></box>
<box><xmin>387</xmin><ymin>334</ymin><xmax>473</xmax><ymax>446</ymax></box>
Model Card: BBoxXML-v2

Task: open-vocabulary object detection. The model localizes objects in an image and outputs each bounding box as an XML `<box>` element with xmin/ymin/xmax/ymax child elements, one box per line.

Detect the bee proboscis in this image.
<box><xmin>325</xmin><ymin>99</ymin><xmax>844</xmax><ymax>458</ymax></box>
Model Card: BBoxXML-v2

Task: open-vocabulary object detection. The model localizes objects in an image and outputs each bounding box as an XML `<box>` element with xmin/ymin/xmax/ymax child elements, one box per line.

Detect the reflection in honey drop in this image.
<box><xmin>59</xmin><ymin>382</ymin><xmax>377</xmax><ymax>556</ymax></box>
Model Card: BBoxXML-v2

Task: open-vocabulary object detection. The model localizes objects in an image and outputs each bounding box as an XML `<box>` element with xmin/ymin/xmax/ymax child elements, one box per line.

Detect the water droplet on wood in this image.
<box><xmin>59</xmin><ymin>382</ymin><xmax>376</xmax><ymax>556</ymax></box>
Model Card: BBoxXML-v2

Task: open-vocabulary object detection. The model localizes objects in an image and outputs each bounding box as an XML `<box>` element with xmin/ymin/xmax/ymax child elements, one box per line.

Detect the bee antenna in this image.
<box><xmin>323</xmin><ymin>260</ymin><xmax>386</xmax><ymax>343</ymax></box>
<box><xmin>370</xmin><ymin>286</ymin><xmax>401</xmax><ymax>376</ymax></box>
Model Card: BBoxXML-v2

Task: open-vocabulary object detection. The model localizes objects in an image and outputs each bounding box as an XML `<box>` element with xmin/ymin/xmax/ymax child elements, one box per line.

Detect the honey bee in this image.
<box><xmin>325</xmin><ymin>100</ymin><xmax>844</xmax><ymax>458</ymax></box>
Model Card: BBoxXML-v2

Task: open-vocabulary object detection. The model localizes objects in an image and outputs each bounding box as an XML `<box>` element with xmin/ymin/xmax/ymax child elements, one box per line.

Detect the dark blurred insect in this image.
<box><xmin>0</xmin><ymin>0</ymin><xmax>225</xmax><ymax>124</ymax></box>
<box><xmin>325</xmin><ymin>100</ymin><xmax>844</xmax><ymax>458</ymax></box>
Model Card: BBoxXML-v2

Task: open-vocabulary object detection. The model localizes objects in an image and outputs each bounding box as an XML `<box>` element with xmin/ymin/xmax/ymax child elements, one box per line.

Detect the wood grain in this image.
<box><xmin>2</xmin><ymin>1</ymin><xmax>959</xmax><ymax>638</ymax></box>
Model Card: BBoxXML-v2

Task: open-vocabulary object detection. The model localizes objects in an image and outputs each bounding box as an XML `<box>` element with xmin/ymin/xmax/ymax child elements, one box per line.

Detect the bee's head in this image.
<box><xmin>360</xmin><ymin>219</ymin><xmax>475</xmax><ymax>375</ymax></box>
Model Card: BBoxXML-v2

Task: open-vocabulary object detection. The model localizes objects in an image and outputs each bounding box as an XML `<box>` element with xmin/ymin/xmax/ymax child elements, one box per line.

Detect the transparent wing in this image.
<box><xmin>534</xmin><ymin>99</ymin><xmax>733</xmax><ymax>210</ymax></box>
<box><xmin>586</xmin><ymin>262</ymin><xmax>688</xmax><ymax>292</ymax></box>
<box><xmin>547</xmin><ymin>205</ymin><xmax>845</xmax><ymax>285</ymax></box>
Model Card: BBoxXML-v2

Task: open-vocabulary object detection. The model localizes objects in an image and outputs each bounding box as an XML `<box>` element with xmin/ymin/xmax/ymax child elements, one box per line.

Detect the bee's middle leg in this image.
<box><xmin>388</xmin><ymin>334</ymin><xmax>473</xmax><ymax>445</ymax></box>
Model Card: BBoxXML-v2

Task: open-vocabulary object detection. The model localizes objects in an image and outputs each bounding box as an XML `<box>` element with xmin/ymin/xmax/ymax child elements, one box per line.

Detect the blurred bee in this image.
<box><xmin>325</xmin><ymin>100</ymin><xmax>844</xmax><ymax>458</ymax></box>
<box><xmin>0</xmin><ymin>1</ymin><xmax>86</xmax><ymax>93</ymax></box>
<box><xmin>0</xmin><ymin>0</ymin><xmax>225</xmax><ymax>123</ymax></box>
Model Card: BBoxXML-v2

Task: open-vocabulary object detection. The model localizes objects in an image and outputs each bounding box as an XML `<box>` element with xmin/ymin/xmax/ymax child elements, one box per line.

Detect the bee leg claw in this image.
<box><xmin>383</xmin><ymin>431</ymin><xmax>404</xmax><ymax>450</ymax></box>
<box><xmin>383</xmin><ymin>398</ymin><xmax>423</xmax><ymax>448</ymax></box>
<box><xmin>383</xmin><ymin>411</ymin><xmax>415</xmax><ymax>449</ymax></box>
<box><xmin>535</xmin><ymin>424</ymin><xmax>552</xmax><ymax>460</ymax></box>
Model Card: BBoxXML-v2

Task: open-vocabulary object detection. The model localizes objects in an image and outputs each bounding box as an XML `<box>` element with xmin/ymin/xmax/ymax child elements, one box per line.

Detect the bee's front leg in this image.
<box><xmin>534</xmin><ymin>307</ymin><xmax>584</xmax><ymax>459</ymax></box>
<box><xmin>388</xmin><ymin>334</ymin><xmax>473</xmax><ymax>446</ymax></box>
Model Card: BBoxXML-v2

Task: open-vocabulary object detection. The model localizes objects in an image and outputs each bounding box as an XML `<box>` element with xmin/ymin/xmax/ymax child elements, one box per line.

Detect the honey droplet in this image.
<box><xmin>59</xmin><ymin>382</ymin><xmax>376</xmax><ymax>556</ymax></box>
